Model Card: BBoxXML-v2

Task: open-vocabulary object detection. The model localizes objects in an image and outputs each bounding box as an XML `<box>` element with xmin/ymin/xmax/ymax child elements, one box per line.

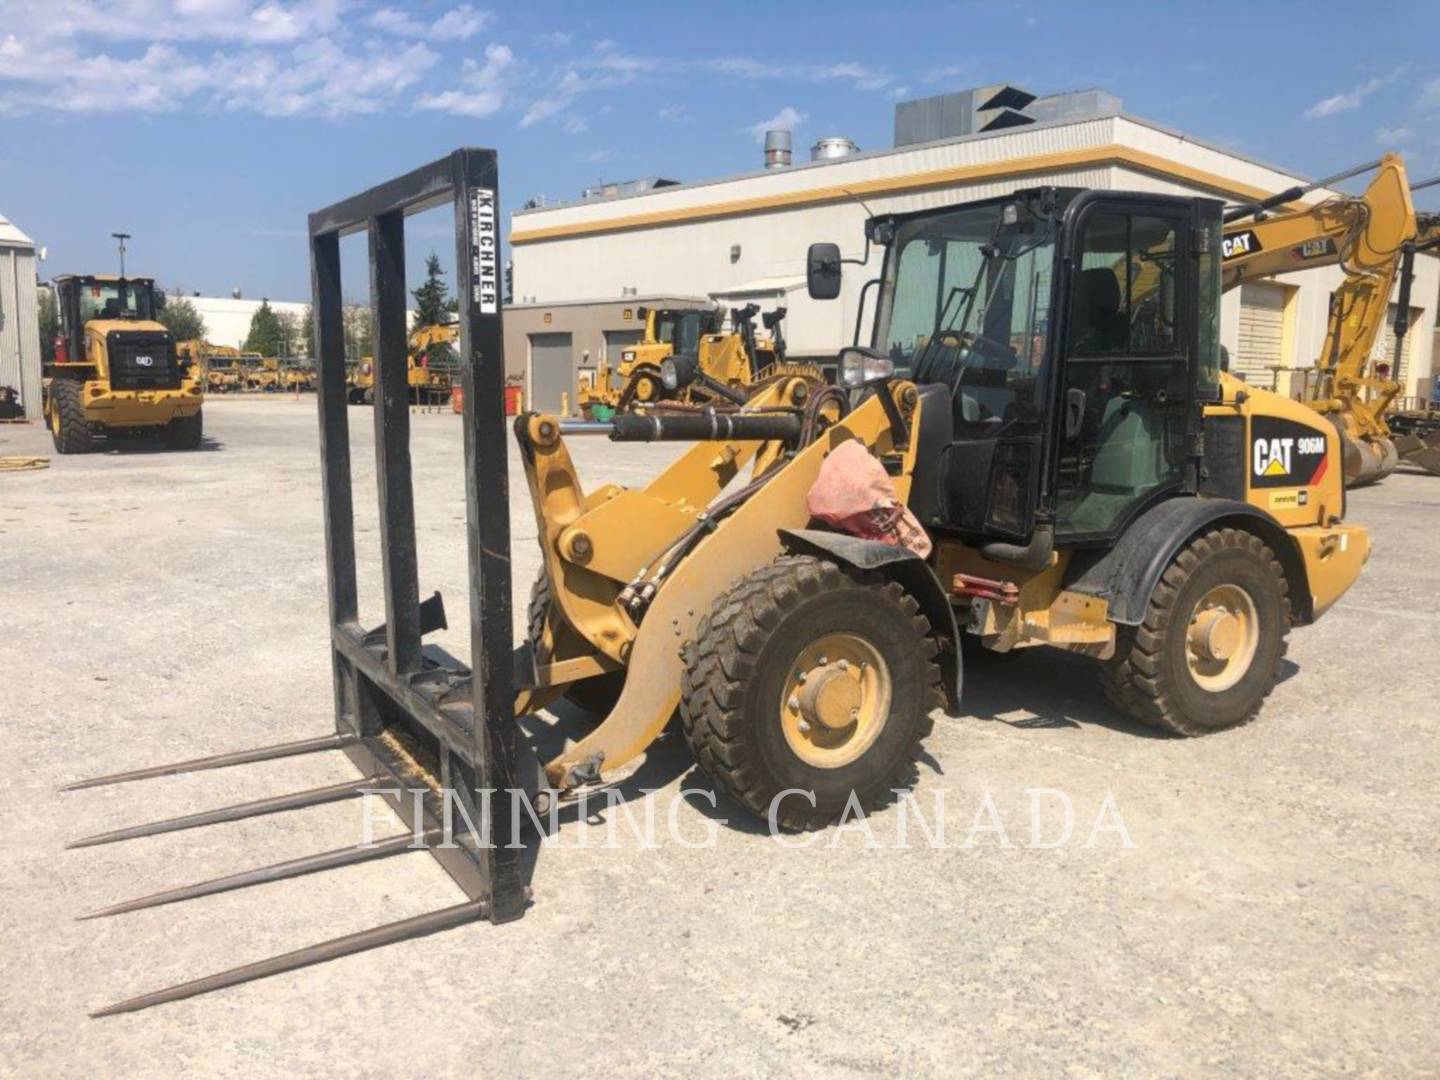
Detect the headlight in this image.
<box><xmin>661</xmin><ymin>352</ymin><xmax>699</xmax><ymax>391</ymax></box>
<box><xmin>839</xmin><ymin>348</ymin><xmax>895</xmax><ymax>389</ymax></box>
<box><xmin>621</xmin><ymin>350</ymin><xmax>636</xmax><ymax>362</ymax></box>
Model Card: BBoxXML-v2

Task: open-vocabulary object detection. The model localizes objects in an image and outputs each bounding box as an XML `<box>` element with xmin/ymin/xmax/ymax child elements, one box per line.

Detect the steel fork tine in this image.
<box><xmin>60</xmin><ymin>733</ymin><xmax>360</xmax><ymax>792</ymax></box>
<box><xmin>91</xmin><ymin>900</ymin><xmax>486</xmax><ymax>1017</ymax></box>
<box><xmin>66</xmin><ymin>776</ymin><xmax>384</xmax><ymax>849</ymax></box>
<box><xmin>79</xmin><ymin>829</ymin><xmax>440</xmax><ymax>920</ymax></box>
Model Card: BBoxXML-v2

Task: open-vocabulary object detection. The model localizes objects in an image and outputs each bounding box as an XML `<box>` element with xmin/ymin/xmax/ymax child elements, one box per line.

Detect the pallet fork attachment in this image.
<box><xmin>65</xmin><ymin>148</ymin><xmax>534</xmax><ymax>1016</ymax></box>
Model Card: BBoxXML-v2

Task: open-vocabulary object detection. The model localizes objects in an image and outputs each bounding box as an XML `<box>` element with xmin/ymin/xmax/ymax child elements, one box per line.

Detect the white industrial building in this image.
<box><xmin>175</xmin><ymin>294</ymin><xmax>310</xmax><ymax>352</ymax></box>
<box><xmin>0</xmin><ymin>212</ymin><xmax>42</xmax><ymax>419</ymax></box>
<box><xmin>509</xmin><ymin>84</ymin><xmax>1439</xmax><ymax>411</ymax></box>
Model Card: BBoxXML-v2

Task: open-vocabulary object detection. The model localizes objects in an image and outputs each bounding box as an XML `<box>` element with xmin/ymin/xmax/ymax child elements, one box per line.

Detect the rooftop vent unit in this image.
<box><xmin>893</xmin><ymin>83</ymin><xmax>1121</xmax><ymax>147</ymax></box>
<box><xmin>811</xmin><ymin>136</ymin><xmax>860</xmax><ymax>162</ymax></box>
<box><xmin>764</xmin><ymin>129</ymin><xmax>793</xmax><ymax>169</ymax></box>
<box><xmin>581</xmin><ymin>176</ymin><xmax>681</xmax><ymax>201</ymax></box>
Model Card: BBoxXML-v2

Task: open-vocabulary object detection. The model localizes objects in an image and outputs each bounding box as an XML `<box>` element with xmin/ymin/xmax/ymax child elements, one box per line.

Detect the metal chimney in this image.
<box><xmin>764</xmin><ymin>129</ymin><xmax>792</xmax><ymax>169</ymax></box>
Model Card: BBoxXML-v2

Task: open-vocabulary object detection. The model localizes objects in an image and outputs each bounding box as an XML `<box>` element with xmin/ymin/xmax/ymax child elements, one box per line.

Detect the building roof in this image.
<box><xmin>0</xmin><ymin>213</ymin><xmax>35</xmax><ymax>249</ymax></box>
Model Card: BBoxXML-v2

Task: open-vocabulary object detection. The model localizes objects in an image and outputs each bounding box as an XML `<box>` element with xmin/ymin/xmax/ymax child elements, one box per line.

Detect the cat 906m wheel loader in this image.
<box><xmin>67</xmin><ymin>149</ymin><xmax>1371</xmax><ymax>1016</ymax></box>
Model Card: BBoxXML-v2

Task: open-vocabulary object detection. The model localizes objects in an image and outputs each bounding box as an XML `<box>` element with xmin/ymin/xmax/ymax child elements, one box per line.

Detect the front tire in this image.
<box><xmin>1102</xmin><ymin>527</ymin><xmax>1289</xmax><ymax>735</ymax></box>
<box><xmin>166</xmin><ymin>408</ymin><xmax>203</xmax><ymax>450</ymax></box>
<box><xmin>49</xmin><ymin>379</ymin><xmax>98</xmax><ymax>454</ymax></box>
<box><xmin>680</xmin><ymin>555</ymin><xmax>941</xmax><ymax>830</ymax></box>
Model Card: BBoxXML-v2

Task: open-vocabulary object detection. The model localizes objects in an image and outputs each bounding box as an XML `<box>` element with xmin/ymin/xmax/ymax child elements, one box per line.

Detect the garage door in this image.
<box><xmin>528</xmin><ymin>333</ymin><xmax>572</xmax><ymax>413</ymax></box>
<box><xmin>1370</xmin><ymin>304</ymin><xmax>1420</xmax><ymax>385</ymax></box>
<box><xmin>1235</xmin><ymin>283</ymin><xmax>1286</xmax><ymax>384</ymax></box>
<box><xmin>603</xmin><ymin>329</ymin><xmax>643</xmax><ymax>362</ymax></box>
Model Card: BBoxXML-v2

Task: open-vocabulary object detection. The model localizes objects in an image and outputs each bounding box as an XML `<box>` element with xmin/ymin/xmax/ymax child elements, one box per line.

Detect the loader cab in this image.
<box><xmin>51</xmin><ymin>274</ymin><xmax>163</xmax><ymax>365</ymax></box>
<box><xmin>822</xmin><ymin>187</ymin><xmax>1223</xmax><ymax>550</ymax></box>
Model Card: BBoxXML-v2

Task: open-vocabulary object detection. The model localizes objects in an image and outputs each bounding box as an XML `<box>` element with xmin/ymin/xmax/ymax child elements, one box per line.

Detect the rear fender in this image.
<box><xmin>780</xmin><ymin>527</ymin><xmax>962</xmax><ymax>714</ymax></box>
<box><xmin>1067</xmin><ymin>497</ymin><xmax>1315</xmax><ymax>627</ymax></box>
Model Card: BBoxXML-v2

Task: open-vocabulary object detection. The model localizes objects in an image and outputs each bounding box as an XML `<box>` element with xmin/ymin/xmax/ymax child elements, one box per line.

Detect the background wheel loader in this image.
<box><xmin>68</xmin><ymin>149</ymin><xmax>1371</xmax><ymax>1016</ymax></box>
<box><xmin>44</xmin><ymin>275</ymin><xmax>204</xmax><ymax>453</ymax></box>
<box><xmin>578</xmin><ymin>302</ymin><xmax>821</xmax><ymax>417</ymax></box>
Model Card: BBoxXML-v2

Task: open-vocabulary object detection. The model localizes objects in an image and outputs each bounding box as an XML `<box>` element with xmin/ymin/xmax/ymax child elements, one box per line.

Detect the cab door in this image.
<box><xmin>1052</xmin><ymin>199</ymin><xmax>1204</xmax><ymax>541</ymax></box>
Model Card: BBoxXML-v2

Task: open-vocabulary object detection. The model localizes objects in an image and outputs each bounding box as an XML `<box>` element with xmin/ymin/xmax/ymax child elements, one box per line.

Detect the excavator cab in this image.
<box><xmin>834</xmin><ymin>187</ymin><xmax>1224</xmax><ymax>550</ymax></box>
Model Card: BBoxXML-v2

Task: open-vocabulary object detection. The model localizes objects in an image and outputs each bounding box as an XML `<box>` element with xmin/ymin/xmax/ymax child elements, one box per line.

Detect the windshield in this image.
<box><xmin>655</xmin><ymin>311</ymin><xmax>706</xmax><ymax>355</ymax></box>
<box><xmin>873</xmin><ymin>194</ymin><xmax>1066</xmax><ymax>429</ymax></box>
<box><xmin>78</xmin><ymin>280</ymin><xmax>155</xmax><ymax>322</ymax></box>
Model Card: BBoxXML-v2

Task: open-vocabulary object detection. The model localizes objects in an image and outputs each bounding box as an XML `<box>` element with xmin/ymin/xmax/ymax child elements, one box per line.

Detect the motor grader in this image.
<box><xmin>1215</xmin><ymin>154</ymin><xmax>1440</xmax><ymax>485</ymax></box>
<box><xmin>579</xmin><ymin>302</ymin><xmax>818</xmax><ymax>417</ymax></box>
<box><xmin>44</xmin><ymin>275</ymin><xmax>204</xmax><ymax>453</ymax></box>
<box><xmin>68</xmin><ymin>150</ymin><xmax>1371</xmax><ymax>1016</ymax></box>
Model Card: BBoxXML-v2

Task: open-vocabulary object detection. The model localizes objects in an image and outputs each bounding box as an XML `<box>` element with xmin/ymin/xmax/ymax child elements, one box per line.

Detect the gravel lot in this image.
<box><xmin>2</xmin><ymin>397</ymin><xmax>1437</xmax><ymax>1077</ymax></box>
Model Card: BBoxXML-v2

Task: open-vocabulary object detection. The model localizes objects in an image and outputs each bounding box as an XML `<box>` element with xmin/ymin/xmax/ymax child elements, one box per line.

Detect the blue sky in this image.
<box><xmin>2</xmin><ymin>0</ymin><xmax>1438</xmax><ymax>304</ymax></box>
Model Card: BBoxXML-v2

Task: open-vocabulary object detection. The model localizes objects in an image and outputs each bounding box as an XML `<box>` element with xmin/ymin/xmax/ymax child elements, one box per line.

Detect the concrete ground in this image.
<box><xmin>2</xmin><ymin>397</ymin><xmax>1437</xmax><ymax>1078</ymax></box>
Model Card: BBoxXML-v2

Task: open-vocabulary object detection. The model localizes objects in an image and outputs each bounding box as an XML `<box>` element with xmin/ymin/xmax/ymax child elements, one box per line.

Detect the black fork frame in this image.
<box><xmin>309</xmin><ymin>147</ymin><xmax>525</xmax><ymax>921</ymax></box>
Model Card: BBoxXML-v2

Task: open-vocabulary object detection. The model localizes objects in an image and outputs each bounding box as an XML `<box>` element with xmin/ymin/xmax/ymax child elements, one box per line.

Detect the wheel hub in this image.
<box><xmin>1185</xmin><ymin>584</ymin><xmax>1259</xmax><ymax>692</ymax></box>
<box><xmin>780</xmin><ymin>633</ymin><xmax>891</xmax><ymax>769</ymax></box>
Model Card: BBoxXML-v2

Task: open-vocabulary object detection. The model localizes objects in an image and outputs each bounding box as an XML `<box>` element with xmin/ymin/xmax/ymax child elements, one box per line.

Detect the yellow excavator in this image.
<box><xmin>1217</xmin><ymin>154</ymin><xmax>1440</xmax><ymax>485</ymax></box>
<box><xmin>579</xmin><ymin>303</ymin><xmax>818</xmax><ymax>418</ymax></box>
<box><xmin>67</xmin><ymin>150</ymin><xmax>1376</xmax><ymax>1015</ymax></box>
<box><xmin>348</xmin><ymin>323</ymin><xmax>457</xmax><ymax>404</ymax></box>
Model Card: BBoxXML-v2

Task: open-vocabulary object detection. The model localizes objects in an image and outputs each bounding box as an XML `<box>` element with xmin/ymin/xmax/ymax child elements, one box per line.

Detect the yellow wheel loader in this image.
<box><xmin>68</xmin><ymin>150</ymin><xmax>1371</xmax><ymax>1016</ymax></box>
<box><xmin>579</xmin><ymin>303</ymin><xmax>820</xmax><ymax>417</ymax></box>
<box><xmin>44</xmin><ymin>275</ymin><xmax>204</xmax><ymax>453</ymax></box>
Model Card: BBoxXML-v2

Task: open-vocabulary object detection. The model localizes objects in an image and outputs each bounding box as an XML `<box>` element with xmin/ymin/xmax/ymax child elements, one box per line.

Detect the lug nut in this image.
<box><xmin>787</xmin><ymin>695</ymin><xmax>799</xmax><ymax>712</ymax></box>
<box><xmin>797</xmin><ymin>720</ymin><xmax>811</xmax><ymax>733</ymax></box>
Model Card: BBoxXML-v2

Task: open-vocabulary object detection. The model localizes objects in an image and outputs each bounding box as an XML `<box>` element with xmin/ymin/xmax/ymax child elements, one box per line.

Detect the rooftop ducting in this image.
<box><xmin>764</xmin><ymin>129</ymin><xmax>793</xmax><ymax>169</ymax></box>
<box><xmin>893</xmin><ymin>83</ymin><xmax>1122</xmax><ymax>147</ymax></box>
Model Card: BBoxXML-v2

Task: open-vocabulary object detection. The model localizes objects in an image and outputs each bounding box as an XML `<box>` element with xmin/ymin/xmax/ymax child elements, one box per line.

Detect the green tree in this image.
<box><xmin>343</xmin><ymin>304</ymin><xmax>372</xmax><ymax>360</ymax></box>
<box><xmin>300</xmin><ymin>304</ymin><xmax>316</xmax><ymax>358</ymax></box>
<box><xmin>38</xmin><ymin>284</ymin><xmax>58</xmax><ymax>365</ymax></box>
<box><xmin>411</xmin><ymin>252</ymin><xmax>456</xmax><ymax>328</ymax></box>
<box><xmin>158</xmin><ymin>295</ymin><xmax>207</xmax><ymax>342</ymax></box>
<box><xmin>275</xmin><ymin>310</ymin><xmax>300</xmax><ymax>357</ymax></box>
<box><xmin>243</xmin><ymin>298</ymin><xmax>285</xmax><ymax>356</ymax></box>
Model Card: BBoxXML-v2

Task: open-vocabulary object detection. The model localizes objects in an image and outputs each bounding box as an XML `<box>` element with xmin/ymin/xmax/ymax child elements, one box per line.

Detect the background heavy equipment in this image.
<box><xmin>176</xmin><ymin>341</ymin><xmax>247</xmax><ymax>393</ymax></box>
<box><xmin>1216</xmin><ymin>155</ymin><xmax>1440</xmax><ymax>485</ymax></box>
<box><xmin>68</xmin><ymin>150</ymin><xmax>1372</xmax><ymax>1016</ymax></box>
<box><xmin>44</xmin><ymin>275</ymin><xmax>204</xmax><ymax>453</ymax></box>
<box><xmin>578</xmin><ymin>302</ymin><xmax>819</xmax><ymax>417</ymax></box>
<box><xmin>347</xmin><ymin>324</ymin><xmax>457</xmax><ymax>404</ymax></box>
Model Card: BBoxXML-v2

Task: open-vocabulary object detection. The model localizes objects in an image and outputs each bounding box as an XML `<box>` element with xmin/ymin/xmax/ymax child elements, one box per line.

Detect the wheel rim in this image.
<box><xmin>1185</xmin><ymin>583</ymin><xmax>1259</xmax><ymax>693</ymax></box>
<box><xmin>779</xmin><ymin>632</ymin><xmax>891</xmax><ymax>769</ymax></box>
<box><xmin>50</xmin><ymin>405</ymin><xmax>61</xmax><ymax>436</ymax></box>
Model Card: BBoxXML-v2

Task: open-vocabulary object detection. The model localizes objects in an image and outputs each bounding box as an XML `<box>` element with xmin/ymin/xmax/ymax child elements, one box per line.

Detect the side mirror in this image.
<box><xmin>806</xmin><ymin>242</ymin><xmax>842</xmax><ymax>300</ymax></box>
<box><xmin>155</xmin><ymin>290</ymin><xmax>167</xmax><ymax>311</ymax></box>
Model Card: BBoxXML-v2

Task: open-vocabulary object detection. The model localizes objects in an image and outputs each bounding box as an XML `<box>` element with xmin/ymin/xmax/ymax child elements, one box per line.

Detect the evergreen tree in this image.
<box><xmin>158</xmin><ymin>295</ymin><xmax>207</xmax><ymax>342</ymax></box>
<box><xmin>411</xmin><ymin>253</ymin><xmax>456</xmax><ymax>327</ymax></box>
<box><xmin>343</xmin><ymin>304</ymin><xmax>373</xmax><ymax>360</ymax></box>
<box><xmin>301</xmin><ymin>304</ymin><xmax>316</xmax><ymax>358</ymax></box>
<box><xmin>275</xmin><ymin>310</ymin><xmax>300</xmax><ymax>357</ymax></box>
<box><xmin>38</xmin><ymin>285</ymin><xmax>59</xmax><ymax>365</ymax></box>
<box><xmin>243</xmin><ymin>298</ymin><xmax>285</xmax><ymax>356</ymax></box>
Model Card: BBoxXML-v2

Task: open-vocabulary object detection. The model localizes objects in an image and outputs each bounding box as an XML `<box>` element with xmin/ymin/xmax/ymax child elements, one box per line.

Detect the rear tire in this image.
<box><xmin>49</xmin><ymin>379</ymin><xmax>97</xmax><ymax>454</ymax></box>
<box><xmin>680</xmin><ymin>555</ymin><xmax>941</xmax><ymax>830</ymax></box>
<box><xmin>166</xmin><ymin>408</ymin><xmax>203</xmax><ymax>450</ymax></box>
<box><xmin>1101</xmin><ymin>527</ymin><xmax>1289</xmax><ymax>735</ymax></box>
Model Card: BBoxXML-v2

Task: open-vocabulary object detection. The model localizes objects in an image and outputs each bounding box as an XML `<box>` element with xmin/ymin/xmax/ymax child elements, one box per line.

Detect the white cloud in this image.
<box><xmin>537</xmin><ymin>31</ymin><xmax>572</xmax><ymax>47</ymax></box>
<box><xmin>3</xmin><ymin>0</ymin><xmax>345</xmax><ymax>45</ymax></box>
<box><xmin>1376</xmin><ymin>125</ymin><xmax>1413</xmax><ymax>144</ymax></box>
<box><xmin>1303</xmin><ymin>68</ymin><xmax>1409</xmax><ymax>119</ymax></box>
<box><xmin>368</xmin><ymin>4</ymin><xmax>492</xmax><ymax>41</ymax></box>
<box><xmin>415</xmin><ymin>43</ymin><xmax>514</xmax><ymax>117</ymax></box>
<box><xmin>658</xmin><ymin>103</ymin><xmax>690</xmax><ymax>122</ymax></box>
<box><xmin>746</xmin><ymin>105</ymin><xmax>805</xmax><ymax>143</ymax></box>
<box><xmin>585</xmin><ymin>149</ymin><xmax>614</xmax><ymax>163</ymax></box>
<box><xmin>923</xmin><ymin>64</ymin><xmax>966</xmax><ymax>85</ymax></box>
<box><xmin>1416</xmin><ymin>77</ymin><xmax>1440</xmax><ymax>112</ymax></box>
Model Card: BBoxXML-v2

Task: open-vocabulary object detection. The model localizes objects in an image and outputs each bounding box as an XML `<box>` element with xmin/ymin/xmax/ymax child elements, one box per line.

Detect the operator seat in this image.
<box><xmin>1074</xmin><ymin>268</ymin><xmax>1126</xmax><ymax>353</ymax></box>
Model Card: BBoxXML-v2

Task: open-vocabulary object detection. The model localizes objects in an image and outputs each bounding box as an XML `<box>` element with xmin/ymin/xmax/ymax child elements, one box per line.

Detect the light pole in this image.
<box><xmin>111</xmin><ymin>232</ymin><xmax>131</xmax><ymax>278</ymax></box>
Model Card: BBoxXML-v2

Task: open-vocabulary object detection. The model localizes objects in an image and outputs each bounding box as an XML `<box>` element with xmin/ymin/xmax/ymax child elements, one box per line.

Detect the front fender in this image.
<box><xmin>780</xmin><ymin>527</ymin><xmax>962</xmax><ymax>714</ymax></box>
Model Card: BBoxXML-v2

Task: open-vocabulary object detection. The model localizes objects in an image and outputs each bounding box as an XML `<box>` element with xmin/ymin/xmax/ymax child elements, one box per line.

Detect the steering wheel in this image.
<box><xmin>937</xmin><ymin>329</ymin><xmax>1017</xmax><ymax>367</ymax></box>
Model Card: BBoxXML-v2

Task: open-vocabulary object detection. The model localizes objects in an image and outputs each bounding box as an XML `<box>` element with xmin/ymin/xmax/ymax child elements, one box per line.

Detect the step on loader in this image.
<box><xmin>68</xmin><ymin>148</ymin><xmax>1372</xmax><ymax>1016</ymax></box>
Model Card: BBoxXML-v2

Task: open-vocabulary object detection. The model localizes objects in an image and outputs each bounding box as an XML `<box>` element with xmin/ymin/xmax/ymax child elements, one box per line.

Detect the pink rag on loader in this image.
<box><xmin>806</xmin><ymin>438</ymin><xmax>932</xmax><ymax>558</ymax></box>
